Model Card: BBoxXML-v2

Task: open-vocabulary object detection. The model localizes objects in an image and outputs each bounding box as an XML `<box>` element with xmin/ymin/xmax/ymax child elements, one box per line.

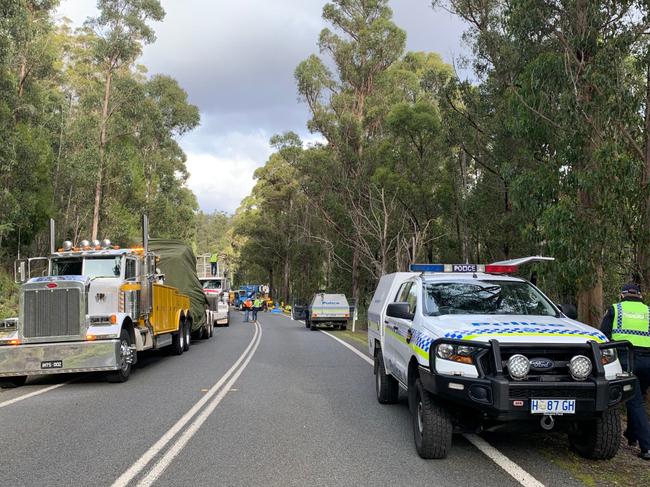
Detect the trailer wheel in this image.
<box><xmin>106</xmin><ymin>329</ymin><xmax>133</xmax><ymax>383</ymax></box>
<box><xmin>375</xmin><ymin>349</ymin><xmax>399</xmax><ymax>404</ymax></box>
<box><xmin>183</xmin><ymin>320</ymin><xmax>191</xmax><ymax>351</ymax></box>
<box><xmin>171</xmin><ymin>320</ymin><xmax>185</xmax><ymax>356</ymax></box>
<box><xmin>568</xmin><ymin>408</ymin><xmax>621</xmax><ymax>459</ymax></box>
<box><xmin>412</xmin><ymin>378</ymin><xmax>452</xmax><ymax>459</ymax></box>
<box><xmin>0</xmin><ymin>376</ymin><xmax>27</xmax><ymax>388</ymax></box>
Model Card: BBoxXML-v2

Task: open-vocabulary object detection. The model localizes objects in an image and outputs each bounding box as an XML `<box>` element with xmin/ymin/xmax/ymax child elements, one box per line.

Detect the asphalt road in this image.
<box><xmin>1</xmin><ymin>311</ymin><xmax>587</xmax><ymax>487</ymax></box>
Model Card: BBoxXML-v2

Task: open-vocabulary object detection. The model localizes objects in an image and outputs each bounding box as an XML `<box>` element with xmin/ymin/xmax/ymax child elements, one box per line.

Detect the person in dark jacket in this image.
<box><xmin>601</xmin><ymin>283</ymin><xmax>650</xmax><ymax>460</ymax></box>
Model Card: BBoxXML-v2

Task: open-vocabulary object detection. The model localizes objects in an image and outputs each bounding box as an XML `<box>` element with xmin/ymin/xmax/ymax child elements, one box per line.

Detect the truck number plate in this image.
<box><xmin>41</xmin><ymin>360</ymin><xmax>63</xmax><ymax>369</ymax></box>
<box><xmin>530</xmin><ymin>399</ymin><xmax>575</xmax><ymax>415</ymax></box>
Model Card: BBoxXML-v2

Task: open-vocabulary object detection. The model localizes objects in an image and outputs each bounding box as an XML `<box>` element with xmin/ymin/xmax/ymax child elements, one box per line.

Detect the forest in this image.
<box><xmin>4</xmin><ymin>0</ymin><xmax>650</xmax><ymax>327</ymax></box>
<box><xmin>0</xmin><ymin>0</ymin><xmax>227</xmax><ymax>317</ymax></box>
<box><xmin>231</xmin><ymin>0</ymin><xmax>650</xmax><ymax>327</ymax></box>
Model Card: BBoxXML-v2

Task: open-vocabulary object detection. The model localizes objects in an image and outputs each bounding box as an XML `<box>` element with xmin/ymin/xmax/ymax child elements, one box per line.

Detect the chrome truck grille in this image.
<box><xmin>23</xmin><ymin>288</ymin><xmax>81</xmax><ymax>338</ymax></box>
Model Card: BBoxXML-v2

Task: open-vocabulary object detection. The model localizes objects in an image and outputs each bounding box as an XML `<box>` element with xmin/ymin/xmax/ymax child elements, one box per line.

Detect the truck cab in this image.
<box><xmin>368</xmin><ymin>260</ymin><xmax>636</xmax><ymax>460</ymax></box>
<box><xmin>0</xmin><ymin>224</ymin><xmax>194</xmax><ymax>387</ymax></box>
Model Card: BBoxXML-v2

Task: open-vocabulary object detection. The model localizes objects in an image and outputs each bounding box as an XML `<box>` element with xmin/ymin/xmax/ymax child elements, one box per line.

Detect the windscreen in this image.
<box><xmin>83</xmin><ymin>257</ymin><xmax>122</xmax><ymax>279</ymax></box>
<box><xmin>202</xmin><ymin>279</ymin><xmax>223</xmax><ymax>289</ymax></box>
<box><xmin>423</xmin><ymin>280</ymin><xmax>557</xmax><ymax>316</ymax></box>
<box><xmin>51</xmin><ymin>258</ymin><xmax>82</xmax><ymax>276</ymax></box>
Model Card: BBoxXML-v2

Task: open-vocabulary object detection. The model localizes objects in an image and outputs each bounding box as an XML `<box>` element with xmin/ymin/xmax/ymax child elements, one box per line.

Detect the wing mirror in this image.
<box><xmin>559</xmin><ymin>304</ymin><xmax>578</xmax><ymax>320</ymax></box>
<box><xmin>386</xmin><ymin>302</ymin><xmax>414</xmax><ymax>320</ymax></box>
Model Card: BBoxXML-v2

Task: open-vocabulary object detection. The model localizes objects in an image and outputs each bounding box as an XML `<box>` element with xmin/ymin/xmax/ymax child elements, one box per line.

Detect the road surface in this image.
<box><xmin>1</xmin><ymin>311</ymin><xmax>586</xmax><ymax>486</ymax></box>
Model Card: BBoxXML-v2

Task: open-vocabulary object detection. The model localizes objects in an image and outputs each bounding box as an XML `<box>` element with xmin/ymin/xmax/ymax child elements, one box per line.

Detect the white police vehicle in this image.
<box><xmin>368</xmin><ymin>257</ymin><xmax>636</xmax><ymax>460</ymax></box>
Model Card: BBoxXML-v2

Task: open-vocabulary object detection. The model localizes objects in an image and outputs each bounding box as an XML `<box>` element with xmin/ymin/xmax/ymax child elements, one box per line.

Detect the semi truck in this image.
<box><xmin>0</xmin><ymin>217</ymin><xmax>210</xmax><ymax>387</ymax></box>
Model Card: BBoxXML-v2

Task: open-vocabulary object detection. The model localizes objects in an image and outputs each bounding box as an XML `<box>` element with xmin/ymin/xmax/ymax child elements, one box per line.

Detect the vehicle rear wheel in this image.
<box><xmin>106</xmin><ymin>329</ymin><xmax>133</xmax><ymax>383</ymax></box>
<box><xmin>413</xmin><ymin>378</ymin><xmax>452</xmax><ymax>459</ymax></box>
<box><xmin>375</xmin><ymin>349</ymin><xmax>399</xmax><ymax>404</ymax></box>
<box><xmin>209</xmin><ymin>322</ymin><xmax>214</xmax><ymax>338</ymax></box>
<box><xmin>310</xmin><ymin>321</ymin><xmax>318</xmax><ymax>330</ymax></box>
<box><xmin>0</xmin><ymin>376</ymin><xmax>27</xmax><ymax>388</ymax></box>
<box><xmin>171</xmin><ymin>321</ymin><xmax>185</xmax><ymax>355</ymax></box>
<box><xmin>568</xmin><ymin>408</ymin><xmax>621</xmax><ymax>459</ymax></box>
<box><xmin>183</xmin><ymin>320</ymin><xmax>191</xmax><ymax>351</ymax></box>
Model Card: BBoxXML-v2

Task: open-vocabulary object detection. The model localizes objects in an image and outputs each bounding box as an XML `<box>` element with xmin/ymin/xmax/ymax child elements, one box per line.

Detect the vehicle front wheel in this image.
<box><xmin>568</xmin><ymin>409</ymin><xmax>621</xmax><ymax>459</ymax></box>
<box><xmin>106</xmin><ymin>329</ymin><xmax>133</xmax><ymax>383</ymax></box>
<box><xmin>412</xmin><ymin>378</ymin><xmax>452</xmax><ymax>459</ymax></box>
<box><xmin>0</xmin><ymin>376</ymin><xmax>28</xmax><ymax>388</ymax></box>
<box><xmin>375</xmin><ymin>349</ymin><xmax>398</xmax><ymax>404</ymax></box>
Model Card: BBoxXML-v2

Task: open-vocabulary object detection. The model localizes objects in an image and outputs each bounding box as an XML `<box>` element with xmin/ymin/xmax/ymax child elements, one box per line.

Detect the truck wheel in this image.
<box><xmin>375</xmin><ymin>350</ymin><xmax>399</xmax><ymax>404</ymax></box>
<box><xmin>183</xmin><ymin>321</ymin><xmax>191</xmax><ymax>351</ymax></box>
<box><xmin>106</xmin><ymin>329</ymin><xmax>133</xmax><ymax>383</ymax></box>
<box><xmin>568</xmin><ymin>409</ymin><xmax>621</xmax><ymax>459</ymax></box>
<box><xmin>209</xmin><ymin>322</ymin><xmax>214</xmax><ymax>338</ymax></box>
<box><xmin>340</xmin><ymin>325</ymin><xmax>347</xmax><ymax>331</ymax></box>
<box><xmin>0</xmin><ymin>376</ymin><xmax>28</xmax><ymax>388</ymax></box>
<box><xmin>310</xmin><ymin>321</ymin><xmax>318</xmax><ymax>330</ymax></box>
<box><xmin>171</xmin><ymin>322</ymin><xmax>185</xmax><ymax>356</ymax></box>
<box><xmin>413</xmin><ymin>378</ymin><xmax>452</xmax><ymax>459</ymax></box>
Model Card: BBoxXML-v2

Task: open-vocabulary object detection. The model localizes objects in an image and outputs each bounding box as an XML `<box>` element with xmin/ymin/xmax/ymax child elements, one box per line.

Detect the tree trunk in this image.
<box><xmin>577</xmin><ymin>265</ymin><xmax>604</xmax><ymax>327</ymax></box>
<box><xmin>351</xmin><ymin>244</ymin><xmax>359</xmax><ymax>304</ymax></box>
<box><xmin>92</xmin><ymin>70</ymin><xmax>113</xmax><ymax>241</ymax></box>
<box><xmin>283</xmin><ymin>252</ymin><xmax>290</xmax><ymax>303</ymax></box>
<box><xmin>637</xmin><ymin>62</ymin><xmax>650</xmax><ymax>292</ymax></box>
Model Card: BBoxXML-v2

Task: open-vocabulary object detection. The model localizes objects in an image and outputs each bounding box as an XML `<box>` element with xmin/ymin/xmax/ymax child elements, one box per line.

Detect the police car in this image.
<box><xmin>368</xmin><ymin>257</ymin><xmax>636</xmax><ymax>460</ymax></box>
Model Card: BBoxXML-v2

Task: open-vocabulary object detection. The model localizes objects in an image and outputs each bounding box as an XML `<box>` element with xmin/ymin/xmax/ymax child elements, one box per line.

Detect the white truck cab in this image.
<box><xmin>368</xmin><ymin>259</ymin><xmax>636</xmax><ymax>460</ymax></box>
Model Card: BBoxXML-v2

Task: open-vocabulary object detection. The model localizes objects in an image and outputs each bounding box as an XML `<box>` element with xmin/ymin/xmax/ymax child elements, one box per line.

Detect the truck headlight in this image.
<box><xmin>601</xmin><ymin>348</ymin><xmax>617</xmax><ymax>365</ymax></box>
<box><xmin>569</xmin><ymin>355</ymin><xmax>592</xmax><ymax>381</ymax></box>
<box><xmin>507</xmin><ymin>354</ymin><xmax>530</xmax><ymax>380</ymax></box>
<box><xmin>436</xmin><ymin>343</ymin><xmax>477</xmax><ymax>364</ymax></box>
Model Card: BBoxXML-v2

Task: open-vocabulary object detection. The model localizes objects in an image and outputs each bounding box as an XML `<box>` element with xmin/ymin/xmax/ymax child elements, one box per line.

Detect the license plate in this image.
<box><xmin>41</xmin><ymin>360</ymin><xmax>63</xmax><ymax>369</ymax></box>
<box><xmin>531</xmin><ymin>399</ymin><xmax>575</xmax><ymax>415</ymax></box>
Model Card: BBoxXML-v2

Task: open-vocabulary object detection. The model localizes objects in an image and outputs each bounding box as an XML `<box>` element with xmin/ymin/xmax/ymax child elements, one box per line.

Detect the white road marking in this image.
<box><xmin>464</xmin><ymin>434</ymin><xmax>545</xmax><ymax>487</ymax></box>
<box><xmin>312</xmin><ymin>319</ymin><xmax>546</xmax><ymax>487</ymax></box>
<box><xmin>0</xmin><ymin>379</ymin><xmax>75</xmax><ymax>410</ymax></box>
<box><xmin>319</xmin><ymin>329</ymin><xmax>373</xmax><ymax>366</ymax></box>
<box><xmin>137</xmin><ymin>323</ymin><xmax>262</xmax><ymax>487</ymax></box>
<box><xmin>112</xmin><ymin>321</ymin><xmax>261</xmax><ymax>487</ymax></box>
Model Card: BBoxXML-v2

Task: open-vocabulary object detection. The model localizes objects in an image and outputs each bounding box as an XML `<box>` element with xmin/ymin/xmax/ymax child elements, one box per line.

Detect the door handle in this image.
<box><xmin>392</xmin><ymin>325</ymin><xmax>399</xmax><ymax>332</ymax></box>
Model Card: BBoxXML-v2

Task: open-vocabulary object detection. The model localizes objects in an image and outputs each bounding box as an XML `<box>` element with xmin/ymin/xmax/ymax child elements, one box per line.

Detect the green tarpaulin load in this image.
<box><xmin>149</xmin><ymin>239</ymin><xmax>207</xmax><ymax>332</ymax></box>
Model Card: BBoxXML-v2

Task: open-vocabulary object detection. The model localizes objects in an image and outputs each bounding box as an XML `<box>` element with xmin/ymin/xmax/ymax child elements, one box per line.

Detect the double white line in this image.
<box><xmin>113</xmin><ymin>320</ymin><xmax>262</xmax><ymax>487</ymax></box>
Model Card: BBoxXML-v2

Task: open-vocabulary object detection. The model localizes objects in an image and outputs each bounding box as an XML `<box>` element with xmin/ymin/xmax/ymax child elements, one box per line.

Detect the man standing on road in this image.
<box><xmin>243</xmin><ymin>297</ymin><xmax>253</xmax><ymax>322</ymax></box>
<box><xmin>601</xmin><ymin>283</ymin><xmax>650</xmax><ymax>460</ymax></box>
<box><xmin>210</xmin><ymin>253</ymin><xmax>218</xmax><ymax>276</ymax></box>
<box><xmin>252</xmin><ymin>295</ymin><xmax>262</xmax><ymax>321</ymax></box>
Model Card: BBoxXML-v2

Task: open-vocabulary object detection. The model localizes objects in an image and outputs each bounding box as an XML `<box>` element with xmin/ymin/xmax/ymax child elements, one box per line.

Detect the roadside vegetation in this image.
<box><xmin>232</xmin><ymin>0</ymin><xmax>650</xmax><ymax>329</ymax></box>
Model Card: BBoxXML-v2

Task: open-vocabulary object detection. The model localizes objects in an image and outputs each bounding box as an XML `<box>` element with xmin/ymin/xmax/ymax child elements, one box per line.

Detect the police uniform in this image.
<box><xmin>601</xmin><ymin>284</ymin><xmax>650</xmax><ymax>460</ymax></box>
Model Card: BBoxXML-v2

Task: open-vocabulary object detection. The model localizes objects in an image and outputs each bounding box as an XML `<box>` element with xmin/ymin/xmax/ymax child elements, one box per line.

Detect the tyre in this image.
<box><xmin>209</xmin><ymin>322</ymin><xmax>214</xmax><ymax>338</ymax></box>
<box><xmin>568</xmin><ymin>409</ymin><xmax>621</xmax><ymax>459</ymax></box>
<box><xmin>305</xmin><ymin>318</ymin><xmax>310</xmax><ymax>328</ymax></box>
<box><xmin>183</xmin><ymin>320</ymin><xmax>191</xmax><ymax>351</ymax></box>
<box><xmin>375</xmin><ymin>349</ymin><xmax>399</xmax><ymax>404</ymax></box>
<box><xmin>412</xmin><ymin>378</ymin><xmax>452</xmax><ymax>459</ymax></box>
<box><xmin>106</xmin><ymin>329</ymin><xmax>133</xmax><ymax>383</ymax></box>
<box><xmin>0</xmin><ymin>376</ymin><xmax>27</xmax><ymax>388</ymax></box>
<box><xmin>171</xmin><ymin>321</ymin><xmax>185</xmax><ymax>356</ymax></box>
<box><xmin>341</xmin><ymin>325</ymin><xmax>347</xmax><ymax>331</ymax></box>
<box><xmin>310</xmin><ymin>321</ymin><xmax>318</xmax><ymax>330</ymax></box>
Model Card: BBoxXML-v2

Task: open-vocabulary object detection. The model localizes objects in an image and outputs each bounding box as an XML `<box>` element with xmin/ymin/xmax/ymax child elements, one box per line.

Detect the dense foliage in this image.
<box><xmin>0</xmin><ymin>0</ymin><xmax>199</xmax><ymax>261</ymax></box>
<box><xmin>234</xmin><ymin>0</ymin><xmax>650</xmax><ymax>326</ymax></box>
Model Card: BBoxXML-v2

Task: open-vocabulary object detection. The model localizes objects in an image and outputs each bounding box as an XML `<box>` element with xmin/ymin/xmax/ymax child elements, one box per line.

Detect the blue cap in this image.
<box><xmin>621</xmin><ymin>283</ymin><xmax>641</xmax><ymax>295</ymax></box>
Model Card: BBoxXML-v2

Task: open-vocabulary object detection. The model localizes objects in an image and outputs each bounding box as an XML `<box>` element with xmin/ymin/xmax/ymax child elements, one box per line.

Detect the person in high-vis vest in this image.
<box><xmin>601</xmin><ymin>283</ymin><xmax>650</xmax><ymax>460</ymax></box>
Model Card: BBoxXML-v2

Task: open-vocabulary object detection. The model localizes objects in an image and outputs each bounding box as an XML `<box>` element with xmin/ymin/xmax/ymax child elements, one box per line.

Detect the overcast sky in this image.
<box><xmin>56</xmin><ymin>0</ymin><xmax>468</xmax><ymax>214</ymax></box>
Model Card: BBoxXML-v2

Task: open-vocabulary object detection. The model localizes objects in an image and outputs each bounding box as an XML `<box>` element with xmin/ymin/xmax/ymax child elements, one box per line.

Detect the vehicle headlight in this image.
<box><xmin>507</xmin><ymin>354</ymin><xmax>530</xmax><ymax>380</ymax></box>
<box><xmin>601</xmin><ymin>348</ymin><xmax>617</xmax><ymax>365</ymax></box>
<box><xmin>436</xmin><ymin>343</ymin><xmax>477</xmax><ymax>364</ymax></box>
<box><xmin>569</xmin><ymin>355</ymin><xmax>592</xmax><ymax>381</ymax></box>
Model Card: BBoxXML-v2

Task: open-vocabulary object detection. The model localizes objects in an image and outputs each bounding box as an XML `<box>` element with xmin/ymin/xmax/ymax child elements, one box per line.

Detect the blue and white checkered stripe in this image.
<box><xmin>414</xmin><ymin>332</ymin><xmax>433</xmax><ymax>353</ymax></box>
<box><xmin>615</xmin><ymin>303</ymin><xmax>624</xmax><ymax>331</ymax></box>
<box><xmin>444</xmin><ymin>327</ymin><xmax>607</xmax><ymax>342</ymax></box>
<box><xmin>614</xmin><ymin>302</ymin><xmax>650</xmax><ymax>337</ymax></box>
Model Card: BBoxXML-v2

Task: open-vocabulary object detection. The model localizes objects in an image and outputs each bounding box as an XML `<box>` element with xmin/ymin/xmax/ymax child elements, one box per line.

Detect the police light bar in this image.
<box><xmin>409</xmin><ymin>263</ymin><xmax>518</xmax><ymax>274</ymax></box>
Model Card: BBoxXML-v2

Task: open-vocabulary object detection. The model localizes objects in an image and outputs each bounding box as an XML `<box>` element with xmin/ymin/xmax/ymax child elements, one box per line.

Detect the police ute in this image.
<box><xmin>368</xmin><ymin>257</ymin><xmax>636</xmax><ymax>460</ymax></box>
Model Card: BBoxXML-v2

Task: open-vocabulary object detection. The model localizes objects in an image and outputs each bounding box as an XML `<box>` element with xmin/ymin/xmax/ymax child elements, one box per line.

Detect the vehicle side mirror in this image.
<box><xmin>559</xmin><ymin>304</ymin><xmax>578</xmax><ymax>320</ymax></box>
<box><xmin>387</xmin><ymin>302</ymin><xmax>414</xmax><ymax>320</ymax></box>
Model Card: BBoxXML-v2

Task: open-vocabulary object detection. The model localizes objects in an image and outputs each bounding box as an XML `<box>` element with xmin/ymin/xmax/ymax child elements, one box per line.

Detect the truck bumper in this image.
<box><xmin>0</xmin><ymin>340</ymin><xmax>121</xmax><ymax>377</ymax></box>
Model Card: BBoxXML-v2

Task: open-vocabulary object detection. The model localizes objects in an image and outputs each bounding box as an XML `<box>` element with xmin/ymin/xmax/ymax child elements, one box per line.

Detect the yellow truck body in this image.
<box><xmin>150</xmin><ymin>283</ymin><xmax>191</xmax><ymax>335</ymax></box>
